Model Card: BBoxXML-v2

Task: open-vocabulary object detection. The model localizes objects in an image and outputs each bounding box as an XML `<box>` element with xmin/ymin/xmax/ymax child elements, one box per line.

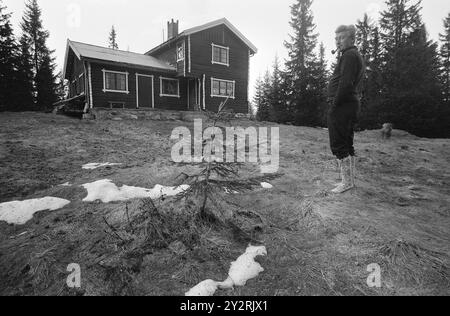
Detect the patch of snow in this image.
<box><xmin>185</xmin><ymin>280</ymin><xmax>220</xmax><ymax>297</ymax></box>
<box><xmin>0</xmin><ymin>197</ymin><xmax>71</xmax><ymax>225</ymax></box>
<box><xmin>261</xmin><ymin>182</ymin><xmax>273</xmax><ymax>189</ymax></box>
<box><xmin>82</xmin><ymin>179</ymin><xmax>189</xmax><ymax>203</ymax></box>
<box><xmin>221</xmin><ymin>245</ymin><xmax>267</xmax><ymax>288</ymax></box>
<box><xmin>82</xmin><ymin>163</ymin><xmax>122</xmax><ymax>170</ymax></box>
<box><xmin>186</xmin><ymin>245</ymin><xmax>267</xmax><ymax>296</ymax></box>
<box><xmin>60</xmin><ymin>182</ymin><xmax>71</xmax><ymax>187</ymax></box>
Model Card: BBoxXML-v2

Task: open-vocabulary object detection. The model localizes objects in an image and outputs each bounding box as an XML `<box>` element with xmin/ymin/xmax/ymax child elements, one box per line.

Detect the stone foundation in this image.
<box><xmin>89</xmin><ymin>108</ymin><xmax>251</xmax><ymax>122</ymax></box>
<box><xmin>90</xmin><ymin>108</ymin><xmax>208</xmax><ymax>122</ymax></box>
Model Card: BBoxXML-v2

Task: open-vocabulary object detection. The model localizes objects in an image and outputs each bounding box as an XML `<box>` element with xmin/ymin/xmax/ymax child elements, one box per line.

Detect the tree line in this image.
<box><xmin>0</xmin><ymin>0</ymin><xmax>62</xmax><ymax>112</ymax></box>
<box><xmin>254</xmin><ymin>0</ymin><xmax>450</xmax><ymax>138</ymax></box>
<box><xmin>0</xmin><ymin>0</ymin><xmax>121</xmax><ymax>112</ymax></box>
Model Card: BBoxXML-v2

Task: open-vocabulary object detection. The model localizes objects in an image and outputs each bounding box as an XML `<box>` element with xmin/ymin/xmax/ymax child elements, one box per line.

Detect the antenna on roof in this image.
<box><xmin>162</xmin><ymin>29</ymin><xmax>165</xmax><ymax>42</ymax></box>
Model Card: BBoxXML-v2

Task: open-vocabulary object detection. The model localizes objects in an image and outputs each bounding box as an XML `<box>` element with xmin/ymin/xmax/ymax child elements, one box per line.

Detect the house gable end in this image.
<box><xmin>146</xmin><ymin>18</ymin><xmax>257</xmax><ymax>57</ymax></box>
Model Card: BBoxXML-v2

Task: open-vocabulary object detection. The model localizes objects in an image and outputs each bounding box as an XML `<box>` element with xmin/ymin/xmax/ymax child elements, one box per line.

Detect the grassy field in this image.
<box><xmin>0</xmin><ymin>112</ymin><xmax>449</xmax><ymax>296</ymax></box>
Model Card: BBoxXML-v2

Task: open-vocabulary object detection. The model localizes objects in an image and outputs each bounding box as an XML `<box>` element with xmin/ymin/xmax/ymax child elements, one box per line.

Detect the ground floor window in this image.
<box><xmin>211</xmin><ymin>78</ymin><xmax>235</xmax><ymax>99</ymax></box>
<box><xmin>160</xmin><ymin>77</ymin><xmax>180</xmax><ymax>97</ymax></box>
<box><xmin>102</xmin><ymin>69</ymin><xmax>129</xmax><ymax>93</ymax></box>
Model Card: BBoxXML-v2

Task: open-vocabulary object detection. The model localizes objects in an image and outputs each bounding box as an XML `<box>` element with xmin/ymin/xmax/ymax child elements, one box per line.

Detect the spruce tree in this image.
<box><xmin>402</xmin><ymin>25</ymin><xmax>443</xmax><ymax>136</ymax></box>
<box><xmin>356</xmin><ymin>14</ymin><xmax>374</xmax><ymax>128</ymax></box>
<box><xmin>439</xmin><ymin>13</ymin><xmax>450</xmax><ymax>104</ymax></box>
<box><xmin>380</xmin><ymin>0</ymin><xmax>444</xmax><ymax>137</ymax></box>
<box><xmin>284</xmin><ymin>0</ymin><xmax>323</xmax><ymax>126</ymax></box>
<box><xmin>21</xmin><ymin>0</ymin><xmax>57</xmax><ymax>110</ymax></box>
<box><xmin>268</xmin><ymin>55</ymin><xmax>288</xmax><ymax>123</ymax></box>
<box><xmin>256</xmin><ymin>70</ymin><xmax>272</xmax><ymax>122</ymax></box>
<box><xmin>109</xmin><ymin>25</ymin><xmax>119</xmax><ymax>50</ymax></box>
<box><xmin>0</xmin><ymin>1</ymin><xmax>18</xmax><ymax>111</ymax></box>
<box><xmin>378</xmin><ymin>0</ymin><xmax>440</xmax><ymax>136</ymax></box>
<box><xmin>356</xmin><ymin>14</ymin><xmax>373</xmax><ymax>60</ymax></box>
<box><xmin>361</xmin><ymin>26</ymin><xmax>384</xmax><ymax>129</ymax></box>
<box><xmin>36</xmin><ymin>54</ymin><xmax>57</xmax><ymax>110</ymax></box>
<box><xmin>380</xmin><ymin>0</ymin><xmax>423</xmax><ymax>50</ymax></box>
<box><xmin>368</xmin><ymin>26</ymin><xmax>382</xmax><ymax>99</ymax></box>
<box><xmin>13</xmin><ymin>36</ymin><xmax>35</xmax><ymax>111</ymax></box>
<box><xmin>316</xmin><ymin>42</ymin><xmax>329</xmax><ymax>126</ymax></box>
<box><xmin>253</xmin><ymin>75</ymin><xmax>266</xmax><ymax>120</ymax></box>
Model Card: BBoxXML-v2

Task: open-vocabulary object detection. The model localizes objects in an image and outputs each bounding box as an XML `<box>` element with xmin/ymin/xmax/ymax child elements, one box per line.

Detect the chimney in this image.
<box><xmin>167</xmin><ymin>19</ymin><xmax>179</xmax><ymax>40</ymax></box>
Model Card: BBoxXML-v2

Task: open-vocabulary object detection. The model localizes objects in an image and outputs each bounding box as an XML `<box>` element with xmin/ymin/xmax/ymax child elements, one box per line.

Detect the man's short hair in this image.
<box><xmin>335</xmin><ymin>25</ymin><xmax>356</xmax><ymax>42</ymax></box>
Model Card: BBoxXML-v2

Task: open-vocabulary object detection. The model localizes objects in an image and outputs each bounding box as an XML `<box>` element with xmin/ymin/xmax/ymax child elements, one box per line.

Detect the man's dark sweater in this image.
<box><xmin>328</xmin><ymin>46</ymin><xmax>365</xmax><ymax>107</ymax></box>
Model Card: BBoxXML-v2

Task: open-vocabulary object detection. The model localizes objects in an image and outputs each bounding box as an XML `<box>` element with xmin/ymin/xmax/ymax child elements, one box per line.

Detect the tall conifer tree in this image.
<box><xmin>21</xmin><ymin>0</ymin><xmax>57</xmax><ymax>110</ymax></box>
<box><xmin>109</xmin><ymin>25</ymin><xmax>119</xmax><ymax>50</ymax></box>
<box><xmin>0</xmin><ymin>1</ymin><xmax>18</xmax><ymax>111</ymax></box>
<box><xmin>284</xmin><ymin>0</ymin><xmax>324</xmax><ymax>126</ymax></box>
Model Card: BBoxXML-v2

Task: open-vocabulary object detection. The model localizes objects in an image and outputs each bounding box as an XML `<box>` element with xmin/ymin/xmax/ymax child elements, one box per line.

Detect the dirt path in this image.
<box><xmin>0</xmin><ymin>112</ymin><xmax>448</xmax><ymax>296</ymax></box>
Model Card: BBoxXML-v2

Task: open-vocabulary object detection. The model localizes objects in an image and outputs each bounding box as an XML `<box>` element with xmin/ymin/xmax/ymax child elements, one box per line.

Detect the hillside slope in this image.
<box><xmin>0</xmin><ymin>112</ymin><xmax>448</xmax><ymax>296</ymax></box>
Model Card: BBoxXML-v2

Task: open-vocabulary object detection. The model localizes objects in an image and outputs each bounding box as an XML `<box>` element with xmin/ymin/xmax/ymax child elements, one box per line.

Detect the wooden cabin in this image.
<box><xmin>62</xmin><ymin>18</ymin><xmax>257</xmax><ymax>115</ymax></box>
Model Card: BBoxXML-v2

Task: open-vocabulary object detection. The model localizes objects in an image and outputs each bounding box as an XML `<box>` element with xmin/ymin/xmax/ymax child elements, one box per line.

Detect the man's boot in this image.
<box><xmin>332</xmin><ymin>157</ymin><xmax>354</xmax><ymax>194</ymax></box>
<box><xmin>334</xmin><ymin>159</ymin><xmax>343</xmax><ymax>186</ymax></box>
<box><xmin>350</xmin><ymin>156</ymin><xmax>356</xmax><ymax>187</ymax></box>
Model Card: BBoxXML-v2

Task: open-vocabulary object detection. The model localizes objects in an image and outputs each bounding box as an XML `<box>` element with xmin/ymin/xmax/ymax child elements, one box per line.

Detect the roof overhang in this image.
<box><xmin>63</xmin><ymin>40</ymin><xmax>176</xmax><ymax>79</ymax></box>
<box><xmin>81</xmin><ymin>57</ymin><xmax>177</xmax><ymax>73</ymax></box>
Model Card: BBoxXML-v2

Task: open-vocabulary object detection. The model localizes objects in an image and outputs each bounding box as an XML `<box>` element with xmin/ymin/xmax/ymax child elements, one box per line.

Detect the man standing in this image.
<box><xmin>327</xmin><ymin>25</ymin><xmax>365</xmax><ymax>194</ymax></box>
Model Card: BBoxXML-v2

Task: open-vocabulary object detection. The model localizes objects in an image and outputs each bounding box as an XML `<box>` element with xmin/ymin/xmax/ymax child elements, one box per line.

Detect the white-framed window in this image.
<box><xmin>177</xmin><ymin>41</ymin><xmax>185</xmax><ymax>62</ymax></box>
<box><xmin>211</xmin><ymin>77</ymin><xmax>235</xmax><ymax>99</ymax></box>
<box><xmin>211</xmin><ymin>43</ymin><xmax>229</xmax><ymax>66</ymax></box>
<box><xmin>160</xmin><ymin>77</ymin><xmax>180</xmax><ymax>98</ymax></box>
<box><xmin>102</xmin><ymin>69</ymin><xmax>129</xmax><ymax>94</ymax></box>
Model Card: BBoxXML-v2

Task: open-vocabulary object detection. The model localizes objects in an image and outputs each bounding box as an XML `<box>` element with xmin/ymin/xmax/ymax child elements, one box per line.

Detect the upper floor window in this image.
<box><xmin>177</xmin><ymin>42</ymin><xmax>185</xmax><ymax>62</ymax></box>
<box><xmin>211</xmin><ymin>78</ymin><xmax>235</xmax><ymax>99</ymax></box>
<box><xmin>102</xmin><ymin>69</ymin><xmax>129</xmax><ymax>94</ymax></box>
<box><xmin>212</xmin><ymin>43</ymin><xmax>229</xmax><ymax>66</ymax></box>
<box><xmin>160</xmin><ymin>77</ymin><xmax>180</xmax><ymax>98</ymax></box>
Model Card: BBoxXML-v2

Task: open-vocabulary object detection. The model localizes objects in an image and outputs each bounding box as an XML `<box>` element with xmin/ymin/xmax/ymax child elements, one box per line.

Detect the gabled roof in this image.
<box><xmin>147</xmin><ymin>18</ymin><xmax>258</xmax><ymax>55</ymax></box>
<box><xmin>63</xmin><ymin>40</ymin><xmax>175</xmax><ymax>78</ymax></box>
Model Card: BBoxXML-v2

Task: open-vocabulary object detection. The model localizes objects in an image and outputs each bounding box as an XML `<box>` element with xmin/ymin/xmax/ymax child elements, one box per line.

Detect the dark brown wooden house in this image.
<box><xmin>62</xmin><ymin>18</ymin><xmax>257</xmax><ymax>114</ymax></box>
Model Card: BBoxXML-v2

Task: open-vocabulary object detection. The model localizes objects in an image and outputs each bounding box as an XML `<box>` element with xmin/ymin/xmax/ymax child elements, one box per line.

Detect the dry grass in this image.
<box><xmin>379</xmin><ymin>239</ymin><xmax>450</xmax><ymax>287</ymax></box>
<box><xmin>1</xmin><ymin>112</ymin><xmax>449</xmax><ymax>296</ymax></box>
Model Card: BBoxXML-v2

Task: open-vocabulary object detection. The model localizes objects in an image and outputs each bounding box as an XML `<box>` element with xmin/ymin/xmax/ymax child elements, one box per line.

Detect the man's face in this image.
<box><xmin>335</xmin><ymin>31</ymin><xmax>353</xmax><ymax>51</ymax></box>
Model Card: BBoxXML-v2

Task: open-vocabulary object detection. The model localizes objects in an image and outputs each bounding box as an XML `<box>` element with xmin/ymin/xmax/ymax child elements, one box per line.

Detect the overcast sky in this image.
<box><xmin>3</xmin><ymin>0</ymin><xmax>450</xmax><ymax>99</ymax></box>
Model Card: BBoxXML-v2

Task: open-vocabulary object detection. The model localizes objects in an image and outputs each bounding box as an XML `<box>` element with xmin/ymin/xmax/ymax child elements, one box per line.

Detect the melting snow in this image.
<box><xmin>261</xmin><ymin>182</ymin><xmax>273</xmax><ymax>189</ymax></box>
<box><xmin>82</xmin><ymin>179</ymin><xmax>189</xmax><ymax>203</ymax></box>
<box><xmin>0</xmin><ymin>197</ymin><xmax>71</xmax><ymax>225</ymax></box>
<box><xmin>185</xmin><ymin>245</ymin><xmax>267</xmax><ymax>296</ymax></box>
<box><xmin>82</xmin><ymin>163</ymin><xmax>122</xmax><ymax>170</ymax></box>
<box><xmin>185</xmin><ymin>280</ymin><xmax>221</xmax><ymax>297</ymax></box>
<box><xmin>222</xmin><ymin>245</ymin><xmax>267</xmax><ymax>287</ymax></box>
